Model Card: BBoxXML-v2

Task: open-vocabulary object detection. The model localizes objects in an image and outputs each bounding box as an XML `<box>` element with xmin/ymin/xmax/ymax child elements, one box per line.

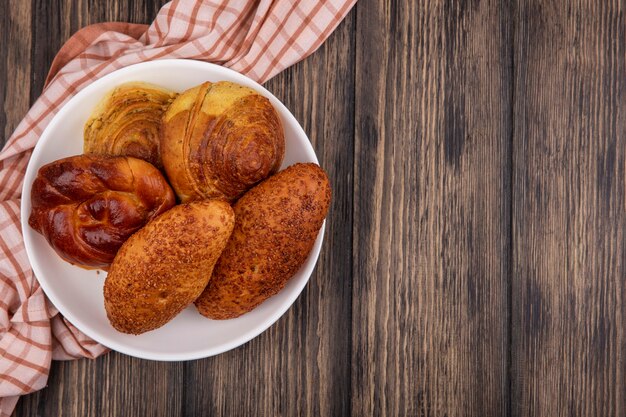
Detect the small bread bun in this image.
<box><xmin>195</xmin><ymin>163</ymin><xmax>331</xmax><ymax>319</ymax></box>
<box><xmin>104</xmin><ymin>200</ymin><xmax>234</xmax><ymax>334</ymax></box>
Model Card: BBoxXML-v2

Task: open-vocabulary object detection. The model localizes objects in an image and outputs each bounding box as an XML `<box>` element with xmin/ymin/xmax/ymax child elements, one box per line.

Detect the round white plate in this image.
<box><xmin>20</xmin><ymin>59</ymin><xmax>323</xmax><ymax>361</ymax></box>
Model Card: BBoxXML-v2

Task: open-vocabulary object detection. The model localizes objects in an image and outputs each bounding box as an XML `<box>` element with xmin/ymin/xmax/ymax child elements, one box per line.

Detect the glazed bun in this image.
<box><xmin>28</xmin><ymin>155</ymin><xmax>175</xmax><ymax>270</ymax></box>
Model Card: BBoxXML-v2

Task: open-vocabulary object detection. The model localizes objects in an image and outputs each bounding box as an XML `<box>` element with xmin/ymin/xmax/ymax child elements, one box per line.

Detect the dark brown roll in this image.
<box><xmin>28</xmin><ymin>155</ymin><xmax>175</xmax><ymax>270</ymax></box>
<box><xmin>160</xmin><ymin>81</ymin><xmax>285</xmax><ymax>202</ymax></box>
<box><xmin>195</xmin><ymin>163</ymin><xmax>331</xmax><ymax>319</ymax></box>
<box><xmin>84</xmin><ymin>82</ymin><xmax>176</xmax><ymax>169</ymax></box>
<box><xmin>104</xmin><ymin>200</ymin><xmax>235</xmax><ymax>334</ymax></box>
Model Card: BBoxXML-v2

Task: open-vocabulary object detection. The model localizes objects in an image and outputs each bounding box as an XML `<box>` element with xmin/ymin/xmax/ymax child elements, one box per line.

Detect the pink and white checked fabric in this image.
<box><xmin>0</xmin><ymin>0</ymin><xmax>356</xmax><ymax>415</ymax></box>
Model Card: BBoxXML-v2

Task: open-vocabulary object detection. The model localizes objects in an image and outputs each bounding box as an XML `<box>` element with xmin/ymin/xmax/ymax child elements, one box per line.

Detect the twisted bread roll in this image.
<box><xmin>161</xmin><ymin>81</ymin><xmax>285</xmax><ymax>202</ymax></box>
<box><xmin>84</xmin><ymin>82</ymin><xmax>176</xmax><ymax>169</ymax></box>
<box><xmin>28</xmin><ymin>155</ymin><xmax>175</xmax><ymax>270</ymax></box>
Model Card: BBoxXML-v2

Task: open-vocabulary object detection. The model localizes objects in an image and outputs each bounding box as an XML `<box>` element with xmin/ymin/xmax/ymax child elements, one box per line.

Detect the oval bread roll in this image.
<box><xmin>104</xmin><ymin>200</ymin><xmax>235</xmax><ymax>334</ymax></box>
<box><xmin>195</xmin><ymin>163</ymin><xmax>331</xmax><ymax>319</ymax></box>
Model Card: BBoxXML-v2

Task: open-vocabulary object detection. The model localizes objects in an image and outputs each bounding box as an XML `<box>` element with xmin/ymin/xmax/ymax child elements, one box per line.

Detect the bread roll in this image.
<box><xmin>29</xmin><ymin>155</ymin><xmax>175</xmax><ymax>270</ymax></box>
<box><xmin>160</xmin><ymin>81</ymin><xmax>285</xmax><ymax>202</ymax></box>
<box><xmin>84</xmin><ymin>82</ymin><xmax>176</xmax><ymax>169</ymax></box>
<box><xmin>104</xmin><ymin>200</ymin><xmax>235</xmax><ymax>334</ymax></box>
<box><xmin>195</xmin><ymin>163</ymin><xmax>331</xmax><ymax>319</ymax></box>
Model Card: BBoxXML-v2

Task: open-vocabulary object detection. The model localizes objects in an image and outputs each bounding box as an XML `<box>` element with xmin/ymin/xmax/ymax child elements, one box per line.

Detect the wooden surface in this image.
<box><xmin>511</xmin><ymin>1</ymin><xmax>625</xmax><ymax>416</ymax></box>
<box><xmin>1</xmin><ymin>0</ymin><xmax>623</xmax><ymax>416</ymax></box>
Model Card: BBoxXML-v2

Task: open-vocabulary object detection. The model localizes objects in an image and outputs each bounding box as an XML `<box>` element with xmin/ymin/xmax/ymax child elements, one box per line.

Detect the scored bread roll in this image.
<box><xmin>29</xmin><ymin>155</ymin><xmax>175</xmax><ymax>270</ymax></box>
<box><xmin>84</xmin><ymin>82</ymin><xmax>176</xmax><ymax>169</ymax></box>
<box><xmin>160</xmin><ymin>81</ymin><xmax>285</xmax><ymax>203</ymax></box>
<box><xmin>195</xmin><ymin>163</ymin><xmax>331</xmax><ymax>319</ymax></box>
<box><xmin>104</xmin><ymin>200</ymin><xmax>235</xmax><ymax>334</ymax></box>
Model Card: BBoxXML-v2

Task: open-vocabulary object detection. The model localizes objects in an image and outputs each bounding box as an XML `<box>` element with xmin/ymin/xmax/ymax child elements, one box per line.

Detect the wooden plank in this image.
<box><xmin>29</xmin><ymin>0</ymin><xmax>70</xmax><ymax>104</ymax></box>
<box><xmin>511</xmin><ymin>0</ymin><xmax>625</xmax><ymax>416</ymax></box>
<box><xmin>352</xmin><ymin>0</ymin><xmax>511</xmax><ymax>415</ymax></box>
<box><xmin>15</xmin><ymin>355</ymin><xmax>183</xmax><ymax>417</ymax></box>
<box><xmin>28</xmin><ymin>0</ymin><xmax>166</xmax><ymax>101</ymax></box>
<box><xmin>181</xmin><ymin>9</ymin><xmax>356</xmax><ymax>417</ymax></box>
<box><xmin>12</xmin><ymin>2</ymin><xmax>182</xmax><ymax>417</ymax></box>
<box><xmin>0</xmin><ymin>0</ymin><xmax>32</xmax><ymax>145</ymax></box>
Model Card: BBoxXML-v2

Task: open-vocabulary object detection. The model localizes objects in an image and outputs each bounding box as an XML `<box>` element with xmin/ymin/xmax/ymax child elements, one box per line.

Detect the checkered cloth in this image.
<box><xmin>0</xmin><ymin>0</ymin><xmax>355</xmax><ymax>415</ymax></box>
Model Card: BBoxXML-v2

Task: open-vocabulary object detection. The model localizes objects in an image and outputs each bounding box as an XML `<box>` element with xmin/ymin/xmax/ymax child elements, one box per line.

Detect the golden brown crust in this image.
<box><xmin>160</xmin><ymin>81</ymin><xmax>285</xmax><ymax>203</ymax></box>
<box><xmin>28</xmin><ymin>155</ymin><xmax>175</xmax><ymax>270</ymax></box>
<box><xmin>194</xmin><ymin>163</ymin><xmax>331</xmax><ymax>319</ymax></box>
<box><xmin>84</xmin><ymin>82</ymin><xmax>176</xmax><ymax>169</ymax></box>
<box><xmin>104</xmin><ymin>200</ymin><xmax>235</xmax><ymax>334</ymax></box>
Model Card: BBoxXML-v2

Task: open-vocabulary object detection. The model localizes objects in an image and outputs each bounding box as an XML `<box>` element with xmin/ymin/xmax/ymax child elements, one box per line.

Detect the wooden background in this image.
<box><xmin>1</xmin><ymin>0</ymin><xmax>623</xmax><ymax>416</ymax></box>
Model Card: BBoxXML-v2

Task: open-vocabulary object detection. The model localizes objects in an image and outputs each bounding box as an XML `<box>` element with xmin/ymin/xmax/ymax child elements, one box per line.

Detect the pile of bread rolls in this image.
<box><xmin>29</xmin><ymin>80</ymin><xmax>331</xmax><ymax>334</ymax></box>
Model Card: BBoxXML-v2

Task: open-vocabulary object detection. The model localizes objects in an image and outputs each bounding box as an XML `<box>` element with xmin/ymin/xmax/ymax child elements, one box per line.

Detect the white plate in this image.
<box><xmin>20</xmin><ymin>59</ymin><xmax>323</xmax><ymax>361</ymax></box>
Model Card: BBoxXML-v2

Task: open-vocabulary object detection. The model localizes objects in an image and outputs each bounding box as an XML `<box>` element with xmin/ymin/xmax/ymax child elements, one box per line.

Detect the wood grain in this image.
<box><xmin>511</xmin><ymin>0</ymin><xmax>625</xmax><ymax>416</ymax></box>
<box><xmin>28</xmin><ymin>0</ymin><xmax>164</xmax><ymax>102</ymax></box>
<box><xmin>0</xmin><ymin>0</ymin><xmax>32</xmax><ymax>142</ymax></box>
<box><xmin>16</xmin><ymin>355</ymin><xmax>183</xmax><ymax>417</ymax></box>
<box><xmin>352</xmin><ymin>0</ymin><xmax>511</xmax><ymax>415</ymax></box>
